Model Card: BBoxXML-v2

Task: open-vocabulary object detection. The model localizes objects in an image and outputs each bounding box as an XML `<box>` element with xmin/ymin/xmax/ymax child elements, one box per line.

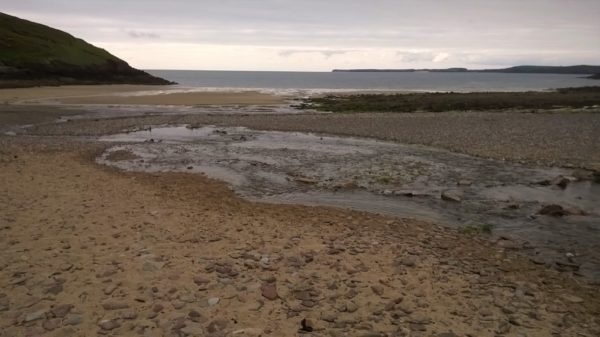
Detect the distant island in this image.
<box><xmin>0</xmin><ymin>12</ymin><xmax>173</xmax><ymax>88</ymax></box>
<box><xmin>333</xmin><ymin>65</ymin><xmax>600</xmax><ymax>77</ymax></box>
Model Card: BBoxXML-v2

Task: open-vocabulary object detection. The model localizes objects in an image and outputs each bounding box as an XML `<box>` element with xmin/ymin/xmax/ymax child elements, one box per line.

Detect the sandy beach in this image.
<box><xmin>0</xmin><ymin>85</ymin><xmax>286</xmax><ymax>105</ymax></box>
<box><xmin>1</xmin><ymin>86</ymin><xmax>599</xmax><ymax>337</ymax></box>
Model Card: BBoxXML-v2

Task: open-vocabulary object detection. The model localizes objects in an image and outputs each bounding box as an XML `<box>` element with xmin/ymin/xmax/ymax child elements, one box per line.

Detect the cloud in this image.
<box><xmin>432</xmin><ymin>53</ymin><xmax>449</xmax><ymax>63</ymax></box>
<box><xmin>127</xmin><ymin>30</ymin><xmax>160</xmax><ymax>39</ymax></box>
<box><xmin>279</xmin><ymin>49</ymin><xmax>352</xmax><ymax>58</ymax></box>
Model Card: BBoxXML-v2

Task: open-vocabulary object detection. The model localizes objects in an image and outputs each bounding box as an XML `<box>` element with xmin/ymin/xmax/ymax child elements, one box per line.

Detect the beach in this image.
<box><xmin>1</xmin><ymin>85</ymin><xmax>600</xmax><ymax>337</ymax></box>
<box><xmin>0</xmin><ymin>85</ymin><xmax>286</xmax><ymax>105</ymax></box>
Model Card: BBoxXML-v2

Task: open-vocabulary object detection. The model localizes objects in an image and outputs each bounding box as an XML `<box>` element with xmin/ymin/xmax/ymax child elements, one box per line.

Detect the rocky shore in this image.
<box><xmin>1</xmin><ymin>137</ymin><xmax>599</xmax><ymax>337</ymax></box>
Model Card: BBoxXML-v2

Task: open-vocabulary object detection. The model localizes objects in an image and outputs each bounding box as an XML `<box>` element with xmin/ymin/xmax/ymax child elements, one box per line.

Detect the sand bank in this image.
<box><xmin>0</xmin><ymin>85</ymin><xmax>286</xmax><ymax>105</ymax></box>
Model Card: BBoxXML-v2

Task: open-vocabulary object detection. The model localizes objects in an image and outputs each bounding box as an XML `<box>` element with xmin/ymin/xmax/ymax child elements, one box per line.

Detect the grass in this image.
<box><xmin>0</xmin><ymin>12</ymin><xmax>119</xmax><ymax>68</ymax></box>
<box><xmin>301</xmin><ymin>87</ymin><xmax>600</xmax><ymax>113</ymax></box>
<box><xmin>459</xmin><ymin>222</ymin><xmax>494</xmax><ymax>235</ymax></box>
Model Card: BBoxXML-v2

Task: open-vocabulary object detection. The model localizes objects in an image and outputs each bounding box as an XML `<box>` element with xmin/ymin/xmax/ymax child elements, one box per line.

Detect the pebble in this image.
<box><xmin>64</xmin><ymin>313</ymin><xmax>83</xmax><ymax>326</ymax></box>
<box><xmin>24</xmin><ymin>310</ymin><xmax>46</xmax><ymax>322</ymax></box>
<box><xmin>400</xmin><ymin>256</ymin><xmax>418</xmax><ymax>267</ymax></box>
<box><xmin>371</xmin><ymin>285</ymin><xmax>384</xmax><ymax>296</ymax></box>
<box><xmin>261</xmin><ymin>283</ymin><xmax>279</xmax><ymax>300</ymax></box>
<box><xmin>99</xmin><ymin>319</ymin><xmax>121</xmax><ymax>330</ymax></box>
<box><xmin>208</xmin><ymin>297</ymin><xmax>220</xmax><ymax>306</ymax></box>
<box><xmin>51</xmin><ymin>304</ymin><xmax>74</xmax><ymax>318</ymax></box>
<box><xmin>102</xmin><ymin>301</ymin><xmax>129</xmax><ymax>310</ymax></box>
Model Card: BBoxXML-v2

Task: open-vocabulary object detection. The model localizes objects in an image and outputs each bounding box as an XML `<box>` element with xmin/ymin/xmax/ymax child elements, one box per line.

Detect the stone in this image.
<box><xmin>441</xmin><ymin>190</ymin><xmax>462</xmax><ymax>202</ymax></box>
<box><xmin>371</xmin><ymin>285</ymin><xmax>384</xmax><ymax>296</ymax></box>
<box><xmin>42</xmin><ymin>318</ymin><xmax>61</xmax><ymax>331</ymax></box>
<box><xmin>538</xmin><ymin>204</ymin><xmax>569</xmax><ymax>217</ymax></box>
<box><xmin>152</xmin><ymin>303</ymin><xmax>164</xmax><ymax>313</ymax></box>
<box><xmin>181</xmin><ymin>322</ymin><xmax>205</xmax><ymax>336</ymax></box>
<box><xmin>64</xmin><ymin>313</ymin><xmax>83</xmax><ymax>326</ymax></box>
<box><xmin>561</xmin><ymin>294</ymin><xmax>584</xmax><ymax>303</ymax></box>
<box><xmin>399</xmin><ymin>256</ymin><xmax>417</xmax><ymax>267</ymax></box>
<box><xmin>102</xmin><ymin>301</ymin><xmax>129</xmax><ymax>310</ymax></box>
<box><xmin>51</xmin><ymin>304</ymin><xmax>74</xmax><ymax>318</ymax></box>
<box><xmin>321</xmin><ymin>311</ymin><xmax>337</xmax><ymax>322</ymax></box>
<box><xmin>99</xmin><ymin>319</ymin><xmax>121</xmax><ymax>330</ymax></box>
<box><xmin>24</xmin><ymin>310</ymin><xmax>46</xmax><ymax>322</ymax></box>
<box><xmin>345</xmin><ymin>301</ymin><xmax>358</xmax><ymax>313</ymax></box>
<box><xmin>208</xmin><ymin>297</ymin><xmax>220</xmax><ymax>306</ymax></box>
<box><xmin>300</xmin><ymin>318</ymin><xmax>314</xmax><ymax>332</ymax></box>
<box><xmin>207</xmin><ymin>319</ymin><xmax>229</xmax><ymax>333</ymax></box>
<box><xmin>172</xmin><ymin>300</ymin><xmax>186</xmax><ymax>309</ymax></box>
<box><xmin>261</xmin><ymin>283</ymin><xmax>278</xmax><ymax>300</ymax></box>
<box><xmin>193</xmin><ymin>276</ymin><xmax>210</xmax><ymax>285</ymax></box>
<box><xmin>121</xmin><ymin>310</ymin><xmax>138</xmax><ymax>320</ymax></box>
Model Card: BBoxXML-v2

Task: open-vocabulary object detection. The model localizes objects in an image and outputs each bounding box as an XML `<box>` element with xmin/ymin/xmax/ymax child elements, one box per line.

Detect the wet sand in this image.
<box><xmin>0</xmin><ymin>85</ymin><xmax>285</xmax><ymax>105</ymax></box>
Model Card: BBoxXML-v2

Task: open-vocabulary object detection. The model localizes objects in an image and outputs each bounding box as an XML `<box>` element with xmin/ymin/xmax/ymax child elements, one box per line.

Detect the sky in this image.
<box><xmin>2</xmin><ymin>0</ymin><xmax>600</xmax><ymax>71</ymax></box>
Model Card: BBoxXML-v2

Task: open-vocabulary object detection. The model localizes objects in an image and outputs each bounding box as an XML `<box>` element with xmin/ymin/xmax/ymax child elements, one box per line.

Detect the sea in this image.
<box><xmin>146</xmin><ymin>70</ymin><xmax>594</xmax><ymax>95</ymax></box>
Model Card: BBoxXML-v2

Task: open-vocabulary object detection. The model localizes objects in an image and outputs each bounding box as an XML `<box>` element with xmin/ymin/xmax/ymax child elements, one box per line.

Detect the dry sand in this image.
<box><xmin>1</xmin><ymin>137</ymin><xmax>599</xmax><ymax>337</ymax></box>
<box><xmin>0</xmin><ymin>85</ymin><xmax>285</xmax><ymax>105</ymax></box>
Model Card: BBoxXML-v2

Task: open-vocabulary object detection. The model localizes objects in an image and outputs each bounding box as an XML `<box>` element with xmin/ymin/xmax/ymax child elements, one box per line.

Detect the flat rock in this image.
<box><xmin>102</xmin><ymin>301</ymin><xmax>129</xmax><ymax>310</ymax></box>
<box><xmin>260</xmin><ymin>283</ymin><xmax>278</xmax><ymax>300</ymax></box>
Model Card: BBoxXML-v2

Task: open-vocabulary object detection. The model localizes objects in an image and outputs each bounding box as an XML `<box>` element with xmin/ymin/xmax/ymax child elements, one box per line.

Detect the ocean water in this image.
<box><xmin>146</xmin><ymin>69</ymin><xmax>594</xmax><ymax>94</ymax></box>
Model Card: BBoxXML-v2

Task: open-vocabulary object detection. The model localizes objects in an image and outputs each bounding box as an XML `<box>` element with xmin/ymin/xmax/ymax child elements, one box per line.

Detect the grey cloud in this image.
<box><xmin>127</xmin><ymin>30</ymin><xmax>160</xmax><ymax>39</ymax></box>
<box><xmin>3</xmin><ymin>0</ymin><xmax>600</xmax><ymax>67</ymax></box>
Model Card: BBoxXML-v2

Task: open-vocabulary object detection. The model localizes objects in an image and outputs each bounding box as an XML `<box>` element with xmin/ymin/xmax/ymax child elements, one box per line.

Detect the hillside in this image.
<box><xmin>0</xmin><ymin>12</ymin><xmax>172</xmax><ymax>87</ymax></box>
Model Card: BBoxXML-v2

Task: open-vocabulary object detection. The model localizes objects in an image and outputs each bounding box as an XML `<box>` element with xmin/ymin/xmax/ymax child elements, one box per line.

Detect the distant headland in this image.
<box><xmin>333</xmin><ymin>65</ymin><xmax>600</xmax><ymax>78</ymax></box>
<box><xmin>0</xmin><ymin>12</ymin><xmax>174</xmax><ymax>88</ymax></box>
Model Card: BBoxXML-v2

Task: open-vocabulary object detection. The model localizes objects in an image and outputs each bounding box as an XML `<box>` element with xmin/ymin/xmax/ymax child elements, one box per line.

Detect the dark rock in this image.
<box><xmin>300</xmin><ymin>318</ymin><xmax>314</xmax><ymax>332</ymax></box>
<box><xmin>206</xmin><ymin>319</ymin><xmax>228</xmax><ymax>333</ymax></box>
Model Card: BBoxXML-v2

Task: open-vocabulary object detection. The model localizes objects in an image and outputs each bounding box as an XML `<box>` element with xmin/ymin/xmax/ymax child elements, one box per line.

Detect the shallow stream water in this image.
<box><xmin>98</xmin><ymin>125</ymin><xmax>600</xmax><ymax>279</ymax></box>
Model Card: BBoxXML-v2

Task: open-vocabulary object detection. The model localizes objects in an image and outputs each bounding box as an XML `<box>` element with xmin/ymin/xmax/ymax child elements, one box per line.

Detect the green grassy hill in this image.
<box><xmin>0</xmin><ymin>12</ymin><xmax>172</xmax><ymax>87</ymax></box>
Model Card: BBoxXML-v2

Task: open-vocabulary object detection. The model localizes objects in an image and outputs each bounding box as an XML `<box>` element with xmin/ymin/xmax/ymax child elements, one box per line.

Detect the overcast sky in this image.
<box><xmin>3</xmin><ymin>0</ymin><xmax>600</xmax><ymax>71</ymax></box>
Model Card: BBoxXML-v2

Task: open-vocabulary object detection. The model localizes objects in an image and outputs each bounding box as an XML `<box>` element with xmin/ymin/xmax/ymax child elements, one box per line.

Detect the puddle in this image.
<box><xmin>98</xmin><ymin>125</ymin><xmax>600</xmax><ymax>280</ymax></box>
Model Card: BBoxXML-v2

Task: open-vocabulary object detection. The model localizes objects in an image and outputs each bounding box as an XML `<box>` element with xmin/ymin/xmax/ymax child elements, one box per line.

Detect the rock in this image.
<box><xmin>152</xmin><ymin>303</ymin><xmax>164</xmax><ymax>313</ymax></box>
<box><xmin>99</xmin><ymin>319</ymin><xmax>120</xmax><ymax>330</ymax></box>
<box><xmin>193</xmin><ymin>276</ymin><xmax>210</xmax><ymax>285</ymax></box>
<box><xmin>208</xmin><ymin>297</ymin><xmax>220</xmax><ymax>306</ymax></box>
<box><xmin>64</xmin><ymin>313</ymin><xmax>83</xmax><ymax>326</ymax></box>
<box><xmin>181</xmin><ymin>322</ymin><xmax>205</xmax><ymax>336</ymax></box>
<box><xmin>103</xmin><ymin>283</ymin><xmax>119</xmax><ymax>295</ymax></box>
<box><xmin>51</xmin><ymin>304</ymin><xmax>74</xmax><ymax>318</ymax></box>
<box><xmin>172</xmin><ymin>300</ymin><xmax>186</xmax><ymax>309</ymax></box>
<box><xmin>561</xmin><ymin>294</ymin><xmax>584</xmax><ymax>303</ymax></box>
<box><xmin>102</xmin><ymin>301</ymin><xmax>129</xmax><ymax>310</ymax></box>
<box><xmin>441</xmin><ymin>190</ymin><xmax>462</xmax><ymax>202</ymax></box>
<box><xmin>121</xmin><ymin>310</ymin><xmax>138</xmax><ymax>320</ymax></box>
<box><xmin>399</xmin><ymin>256</ymin><xmax>417</xmax><ymax>267</ymax></box>
<box><xmin>207</xmin><ymin>319</ymin><xmax>229</xmax><ymax>333</ymax></box>
<box><xmin>371</xmin><ymin>285</ymin><xmax>384</xmax><ymax>296</ymax></box>
<box><xmin>437</xmin><ymin>332</ymin><xmax>459</xmax><ymax>337</ymax></box>
<box><xmin>261</xmin><ymin>283</ymin><xmax>278</xmax><ymax>300</ymax></box>
<box><xmin>538</xmin><ymin>204</ymin><xmax>570</xmax><ymax>217</ymax></box>
<box><xmin>0</xmin><ymin>295</ymin><xmax>8</xmax><ymax>312</ymax></box>
<box><xmin>24</xmin><ymin>310</ymin><xmax>46</xmax><ymax>322</ymax></box>
<box><xmin>345</xmin><ymin>301</ymin><xmax>358</xmax><ymax>313</ymax></box>
<box><xmin>42</xmin><ymin>318</ymin><xmax>61</xmax><ymax>331</ymax></box>
<box><xmin>45</xmin><ymin>283</ymin><xmax>64</xmax><ymax>295</ymax></box>
<box><xmin>300</xmin><ymin>318</ymin><xmax>314</xmax><ymax>332</ymax></box>
<box><xmin>321</xmin><ymin>311</ymin><xmax>337</xmax><ymax>322</ymax></box>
